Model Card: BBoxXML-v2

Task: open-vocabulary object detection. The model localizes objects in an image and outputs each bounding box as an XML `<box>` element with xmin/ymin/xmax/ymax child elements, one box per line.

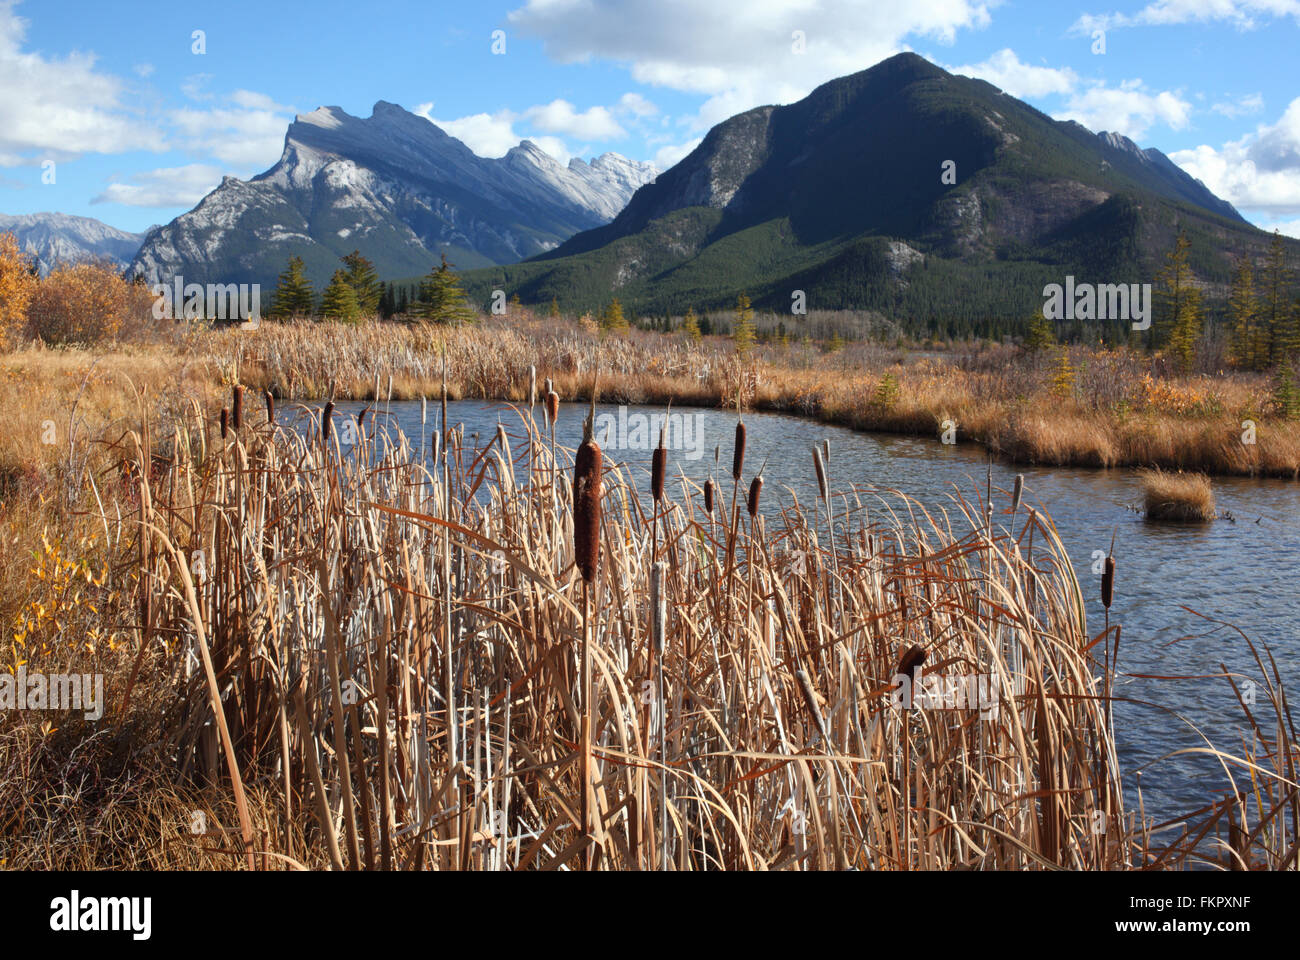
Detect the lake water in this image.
<box><xmin>288</xmin><ymin>398</ymin><xmax>1300</xmax><ymax>831</ymax></box>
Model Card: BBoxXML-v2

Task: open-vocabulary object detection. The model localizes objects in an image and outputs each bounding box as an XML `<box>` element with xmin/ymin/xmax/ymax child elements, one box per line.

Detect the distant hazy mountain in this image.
<box><xmin>0</xmin><ymin>213</ymin><xmax>144</xmax><ymax>275</ymax></box>
<box><xmin>131</xmin><ymin>101</ymin><xmax>657</xmax><ymax>288</ymax></box>
<box><xmin>465</xmin><ymin>53</ymin><xmax>1283</xmax><ymax>328</ymax></box>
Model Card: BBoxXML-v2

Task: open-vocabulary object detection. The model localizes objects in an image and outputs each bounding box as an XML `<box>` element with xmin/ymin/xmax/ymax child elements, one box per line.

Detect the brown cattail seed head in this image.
<box><xmin>703</xmin><ymin>477</ymin><xmax>715</xmax><ymax>515</ymax></box>
<box><xmin>219</xmin><ymin>407</ymin><xmax>229</xmax><ymax>439</ymax></box>
<box><xmin>529</xmin><ymin>365</ymin><xmax>537</xmax><ymax>406</ymax></box>
<box><xmin>652</xmin><ymin>425</ymin><xmax>668</xmax><ymax>502</ymax></box>
<box><xmin>813</xmin><ymin>445</ymin><xmax>829</xmax><ymax>501</ymax></box>
<box><xmin>573</xmin><ymin>409</ymin><xmax>603</xmax><ymax>583</ymax></box>
<box><xmin>732</xmin><ymin>420</ymin><xmax>746</xmax><ymax>481</ymax></box>
<box><xmin>231</xmin><ymin>385</ymin><xmax>243</xmax><ymax>431</ymax></box>
<box><xmin>747</xmin><ymin>475</ymin><xmax>763</xmax><ymax>516</ymax></box>
<box><xmin>1012</xmin><ymin>474</ymin><xmax>1024</xmax><ymax>514</ymax></box>
<box><xmin>1102</xmin><ymin>556</ymin><xmax>1115</xmax><ymax>609</ymax></box>
<box><xmin>545</xmin><ymin>390</ymin><xmax>559</xmax><ymax>425</ymax></box>
<box><xmin>264</xmin><ymin>389</ymin><xmax>275</xmax><ymax>424</ymax></box>
<box><xmin>897</xmin><ymin>644</ymin><xmax>927</xmax><ymax>682</ymax></box>
<box><xmin>322</xmin><ymin>401</ymin><xmax>334</xmax><ymax>443</ymax></box>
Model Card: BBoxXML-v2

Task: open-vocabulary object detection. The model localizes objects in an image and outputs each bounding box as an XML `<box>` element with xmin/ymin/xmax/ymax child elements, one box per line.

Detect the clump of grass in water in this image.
<box><xmin>1139</xmin><ymin>467</ymin><xmax>1215</xmax><ymax>522</ymax></box>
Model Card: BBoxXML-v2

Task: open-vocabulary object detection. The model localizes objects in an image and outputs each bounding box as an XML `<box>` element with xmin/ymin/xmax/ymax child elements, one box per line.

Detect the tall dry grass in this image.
<box><xmin>34</xmin><ymin>376</ymin><xmax>1285</xmax><ymax>871</ymax></box>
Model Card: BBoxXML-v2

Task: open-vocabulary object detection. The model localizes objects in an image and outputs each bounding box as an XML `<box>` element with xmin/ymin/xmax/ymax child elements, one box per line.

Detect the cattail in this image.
<box><xmin>747</xmin><ymin>474</ymin><xmax>763</xmax><ymax>516</ymax></box>
<box><xmin>650</xmin><ymin>561</ymin><xmax>667</xmax><ymax>655</ymax></box>
<box><xmin>321</xmin><ymin>400</ymin><xmax>334</xmax><ymax>443</ymax></box>
<box><xmin>652</xmin><ymin>424</ymin><xmax>668</xmax><ymax>502</ymax></box>
<box><xmin>703</xmin><ymin>477</ymin><xmax>715</xmax><ymax>515</ymax></box>
<box><xmin>897</xmin><ymin>644</ymin><xmax>927</xmax><ymax>682</ymax></box>
<box><xmin>231</xmin><ymin>385</ymin><xmax>243</xmax><ymax>431</ymax></box>
<box><xmin>573</xmin><ymin>397</ymin><xmax>602</xmax><ymax>583</ymax></box>
<box><xmin>264</xmin><ymin>389</ymin><xmax>274</xmax><ymax>424</ymax></box>
<box><xmin>219</xmin><ymin>407</ymin><xmax>229</xmax><ymax>439</ymax></box>
<box><xmin>795</xmin><ymin>669</ymin><xmax>829</xmax><ymax>742</ymax></box>
<box><xmin>822</xmin><ymin>438</ymin><xmax>830</xmax><ymax>463</ymax></box>
<box><xmin>545</xmin><ymin>390</ymin><xmax>560</xmax><ymax>426</ymax></box>
<box><xmin>529</xmin><ymin>365</ymin><xmax>537</xmax><ymax>406</ymax></box>
<box><xmin>1102</xmin><ymin>556</ymin><xmax>1115</xmax><ymax>609</ymax></box>
<box><xmin>1012</xmin><ymin>474</ymin><xmax>1024</xmax><ymax>514</ymax></box>
<box><xmin>813</xmin><ymin>445</ymin><xmax>829</xmax><ymax>501</ymax></box>
<box><xmin>732</xmin><ymin>420</ymin><xmax>746</xmax><ymax>482</ymax></box>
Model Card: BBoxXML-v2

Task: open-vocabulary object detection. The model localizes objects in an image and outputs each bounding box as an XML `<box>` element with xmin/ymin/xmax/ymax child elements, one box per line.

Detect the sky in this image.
<box><xmin>0</xmin><ymin>0</ymin><xmax>1297</xmax><ymax>236</ymax></box>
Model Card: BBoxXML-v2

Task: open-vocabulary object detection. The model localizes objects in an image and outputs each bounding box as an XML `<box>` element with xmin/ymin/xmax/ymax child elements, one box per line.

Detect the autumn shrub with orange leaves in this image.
<box><xmin>25</xmin><ymin>260</ymin><xmax>155</xmax><ymax>346</ymax></box>
<box><xmin>0</xmin><ymin>232</ymin><xmax>37</xmax><ymax>349</ymax></box>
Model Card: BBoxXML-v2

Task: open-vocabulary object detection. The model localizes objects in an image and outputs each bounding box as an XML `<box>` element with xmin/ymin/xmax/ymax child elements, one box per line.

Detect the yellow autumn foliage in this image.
<box><xmin>0</xmin><ymin>232</ymin><xmax>37</xmax><ymax>348</ymax></box>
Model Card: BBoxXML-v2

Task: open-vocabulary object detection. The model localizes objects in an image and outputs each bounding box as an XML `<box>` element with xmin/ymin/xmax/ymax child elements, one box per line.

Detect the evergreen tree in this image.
<box><xmin>548</xmin><ymin>296</ymin><xmax>560</xmax><ymax>320</ymax></box>
<box><xmin>1228</xmin><ymin>257</ymin><xmax>1262</xmax><ymax>370</ymax></box>
<box><xmin>340</xmin><ymin>251</ymin><xmax>382</xmax><ymax>317</ymax></box>
<box><xmin>733</xmin><ymin>293</ymin><xmax>755</xmax><ymax>356</ymax></box>
<box><xmin>1023</xmin><ymin>310</ymin><xmax>1055</xmax><ymax>353</ymax></box>
<box><xmin>1153</xmin><ymin>233</ymin><xmax>1202</xmax><ymax>373</ymax></box>
<box><xmin>417</xmin><ymin>254</ymin><xmax>476</xmax><ymax>325</ymax></box>
<box><xmin>599</xmin><ymin>298</ymin><xmax>628</xmax><ymax>333</ymax></box>
<box><xmin>320</xmin><ymin>269</ymin><xmax>362</xmax><ymax>323</ymax></box>
<box><xmin>682</xmin><ymin>307</ymin><xmax>701</xmax><ymax>343</ymax></box>
<box><xmin>269</xmin><ymin>255</ymin><xmax>315</xmax><ymax>319</ymax></box>
<box><xmin>509</xmin><ymin>292</ymin><xmax>522</xmax><ymax>314</ymax></box>
<box><xmin>1259</xmin><ymin>231</ymin><xmax>1294</xmax><ymax>363</ymax></box>
<box><xmin>378</xmin><ymin>282</ymin><xmax>396</xmax><ymax>320</ymax></box>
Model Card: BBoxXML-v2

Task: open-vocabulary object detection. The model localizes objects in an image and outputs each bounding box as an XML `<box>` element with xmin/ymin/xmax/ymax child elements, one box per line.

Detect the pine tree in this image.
<box><xmin>1228</xmin><ymin>257</ymin><xmax>1262</xmax><ymax>370</ymax></box>
<box><xmin>417</xmin><ymin>254</ymin><xmax>476</xmax><ymax>325</ymax></box>
<box><xmin>1153</xmin><ymin>232</ymin><xmax>1201</xmax><ymax>373</ymax></box>
<box><xmin>269</xmin><ymin>255</ymin><xmax>315</xmax><ymax>319</ymax></box>
<box><xmin>1023</xmin><ymin>310</ymin><xmax>1055</xmax><ymax>353</ymax></box>
<box><xmin>599</xmin><ymin>298</ymin><xmax>628</xmax><ymax>333</ymax></box>
<box><xmin>320</xmin><ymin>269</ymin><xmax>362</xmax><ymax>323</ymax></box>
<box><xmin>341</xmin><ymin>250</ymin><xmax>382</xmax><ymax>317</ymax></box>
<box><xmin>509</xmin><ymin>292</ymin><xmax>522</xmax><ymax>314</ymax></box>
<box><xmin>733</xmin><ymin>293</ymin><xmax>755</xmax><ymax>355</ymax></box>
<box><xmin>682</xmin><ymin>307</ymin><xmax>701</xmax><ymax>343</ymax></box>
<box><xmin>548</xmin><ymin>296</ymin><xmax>560</xmax><ymax>320</ymax></box>
<box><xmin>1259</xmin><ymin>231</ymin><xmax>1294</xmax><ymax>363</ymax></box>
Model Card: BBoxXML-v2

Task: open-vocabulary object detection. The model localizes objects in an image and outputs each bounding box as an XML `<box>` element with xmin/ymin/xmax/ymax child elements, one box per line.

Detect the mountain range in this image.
<box><xmin>0</xmin><ymin>213</ymin><xmax>144</xmax><ymax>276</ymax></box>
<box><xmin>129</xmin><ymin>102</ymin><xmax>657</xmax><ymax>288</ymax></box>
<box><xmin>461</xmin><ymin>53</ymin><xmax>1290</xmax><ymax>330</ymax></box>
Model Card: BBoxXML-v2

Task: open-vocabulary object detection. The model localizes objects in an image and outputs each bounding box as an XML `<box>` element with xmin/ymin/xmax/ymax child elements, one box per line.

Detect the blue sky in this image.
<box><xmin>1</xmin><ymin>0</ymin><xmax>1297</xmax><ymax>236</ymax></box>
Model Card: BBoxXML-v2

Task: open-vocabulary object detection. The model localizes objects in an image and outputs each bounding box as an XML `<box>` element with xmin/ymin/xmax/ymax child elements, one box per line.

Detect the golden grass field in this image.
<box><xmin>0</xmin><ymin>318</ymin><xmax>1295</xmax><ymax>869</ymax></box>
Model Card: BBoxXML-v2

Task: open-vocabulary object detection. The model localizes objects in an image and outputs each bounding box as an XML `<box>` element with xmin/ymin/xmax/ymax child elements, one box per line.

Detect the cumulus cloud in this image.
<box><xmin>508</xmin><ymin>0</ymin><xmax>994</xmax><ymax>131</ymax></box>
<box><xmin>0</xmin><ymin>0</ymin><xmax>162</xmax><ymax>159</ymax></box>
<box><xmin>1170</xmin><ymin>96</ymin><xmax>1300</xmax><ymax>215</ymax></box>
<box><xmin>92</xmin><ymin>164</ymin><xmax>224</xmax><ymax>208</ymax></box>
<box><xmin>1056</xmin><ymin>80</ymin><xmax>1193</xmax><ymax>139</ymax></box>
<box><xmin>524</xmin><ymin>100</ymin><xmax>626</xmax><ymax>139</ymax></box>
<box><xmin>948</xmin><ymin>49</ymin><xmax>1078</xmax><ymax>98</ymax></box>
<box><xmin>653</xmin><ymin>138</ymin><xmax>702</xmax><ymax>170</ymax></box>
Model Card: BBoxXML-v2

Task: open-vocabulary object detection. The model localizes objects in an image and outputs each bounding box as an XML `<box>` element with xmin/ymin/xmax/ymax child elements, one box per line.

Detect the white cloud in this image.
<box><xmin>0</xmin><ymin>0</ymin><xmax>162</xmax><ymax>159</ymax></box>
<box><xmin>1257</xmin><ymin>217</ymin><xmax>1300</xmax><ymax>238</ymax></box>
<box><xmin>133</xmin><ymin>62</ymin><xmax>155</xmax><ymax>78</ymax></box>
<box><xmin>1211</xmin><ymin>93</ymin><xmax>1264</xmax><ymax>118</ymax></box>
<box><xmin>653</xmin><ymin>138</ymin><xmax>702</xmax><ymax>169</ymax></box>
<box><xmin>170</xmin><ymin>91</ymin><xmax>295</xmax><ymax>167</ymax></box>
<box><xmin>616</xmin><ymin>92</ymin><xmax>658</xmax><ymax>118</ymax></box>
<box><xmin>92</xmin><ymin>164</ymin><xmax>223</xmax><ymax>208</ymax></box>
<box><xmin>1073</xmin><ymin>0</ymin><xmax>1300</xmax><ymax>34</ymax></box>
<box><xmin>508</xmin><ymin>0</ymin><xmax>994</xmax><ymax>131</ymax></box>
<box><xmin>524</xmin><ymin>99</ymin><xmax>626</xmax><ymax>139</ymax></box>
<box><xmin>1055</xmin><ymin>80</ymin><xmax>1193</xmax><ymax>139</ymax></box>
<box><xmin>948</xmin><ymin>49</ymin><xmax>1078</xmax><ymax>98</ymax></box>
<box><xmin>417</xmin><ymin>105</ymin><xmax>524</xmax><ymax>157</ymax></box>
<box><xmin>1170</xmin><ymin>96</ymin><xmax>1300</xmax><ymax>215</ymax></box>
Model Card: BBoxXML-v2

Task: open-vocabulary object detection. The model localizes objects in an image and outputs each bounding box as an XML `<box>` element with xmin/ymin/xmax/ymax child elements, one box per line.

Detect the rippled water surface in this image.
<box><xmin>288</xmin><ymin>398</ymin><xmax>1300</xmax><ymax>827</ymax></box>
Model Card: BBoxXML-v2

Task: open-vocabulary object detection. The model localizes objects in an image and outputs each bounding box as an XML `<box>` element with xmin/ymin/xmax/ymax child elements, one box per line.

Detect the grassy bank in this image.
<box><xmin>205</xmin><ymin>318</ymin><xmax>1300</xmax><ymax>478</ymax></box>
